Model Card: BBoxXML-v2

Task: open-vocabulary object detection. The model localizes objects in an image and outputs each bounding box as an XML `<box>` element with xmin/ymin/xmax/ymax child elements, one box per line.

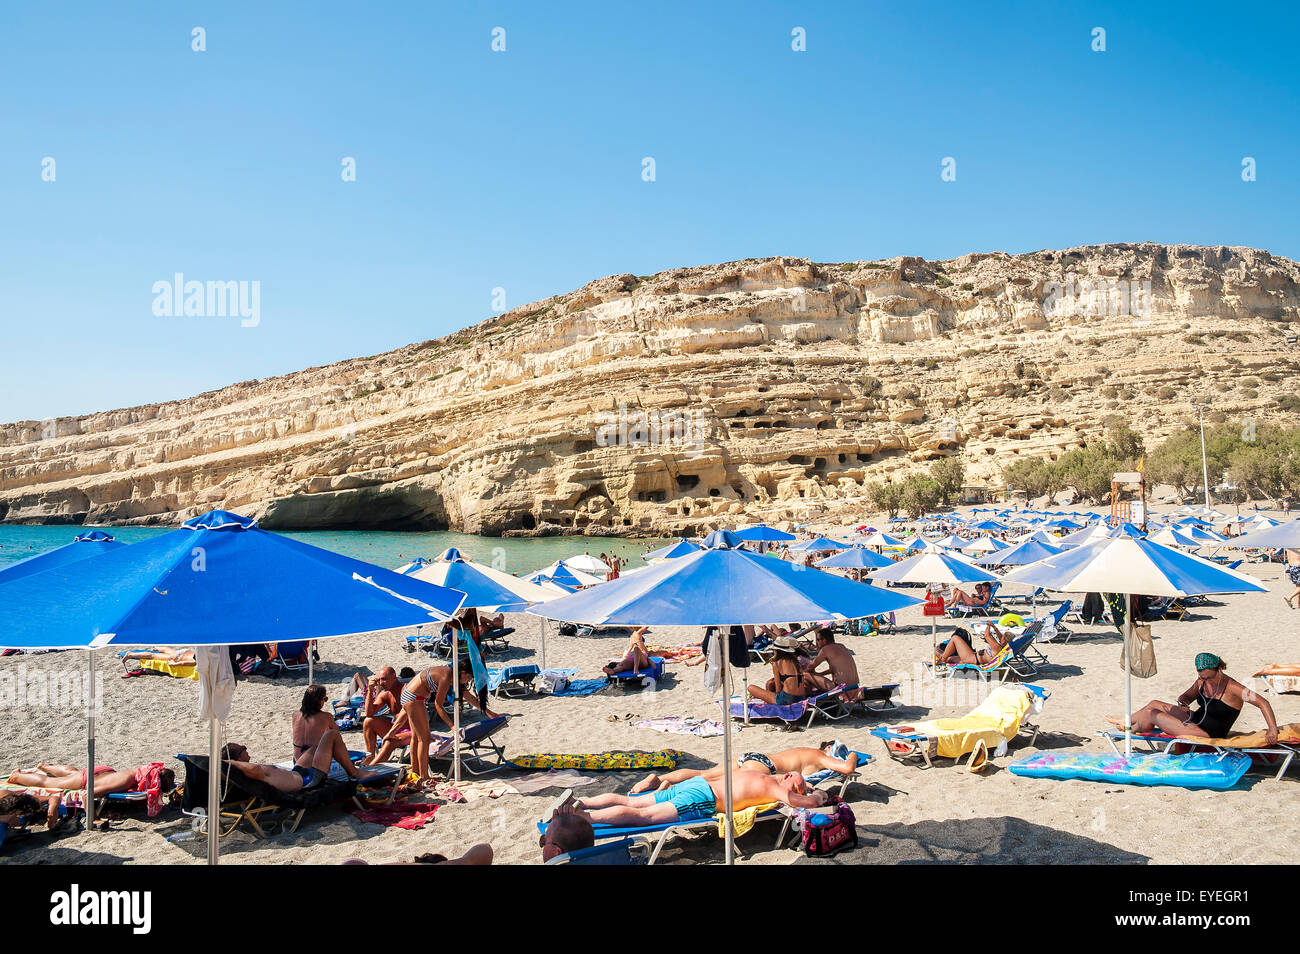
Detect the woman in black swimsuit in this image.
<box><xmin>1115</xmin><ymin>653</ymin><xmax>1280</xmax><ymax>743</ymax></box>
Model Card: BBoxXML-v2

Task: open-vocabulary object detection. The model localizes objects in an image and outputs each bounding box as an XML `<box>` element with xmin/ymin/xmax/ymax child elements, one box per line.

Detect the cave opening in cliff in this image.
<box><xmin>521</xmin><ymin>513</ymin><xmax>537</xmax><ymax>530</ymax></box>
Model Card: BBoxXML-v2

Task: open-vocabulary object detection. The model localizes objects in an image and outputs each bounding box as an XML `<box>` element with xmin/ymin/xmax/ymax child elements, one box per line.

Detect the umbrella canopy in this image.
<box><xmin>966</xmin><ymin>519</ymin><xmax>1007</xmax><ymax>532</ymax></box>
<box><xmin>0</xmin><ymin>530</ymin><xmax>126</xmax><ymax>583</ymax></box>
<box><xmin>643</xmin><ymin>538</ymin><xmax>703</xmax><ymax>561</ymax></box>
<box><xmin>528</xmin><ymin>530</ymin><xmax>923</xmax><ymax>627</ymax></box>
<box><xmin>522</xmin><ymin>570</ymin><xmax>580</xmax><ymax>594</ymax></box>
<box><xmin>734</xmin><ymin>524</ymin><xmax>797</xmax><ymax>543</ymax></box>
<box><xmin>974</xmin><ymin>538</ymin><xmax>1064</xmax><ymax>567</ymax></box>
<box><xmin>1222</xmin><ymin>520</ymin><xmax>1300</xmax><ymax>549</ymax></box>
<box><xmin>858</xmin><ymin>531</ymin><xmax>906</xmax><ymax>548</ymax></box>
<box><xmin>0</xmin><ymin>511</ymin><xmax>466</xmax><ymax>649</ymax></box>
<box><xmin>868</xmin><ymin>551</ymin><xmax>998</xmax><ymax>587</ymax></box>
<box><xmin>959</xmin><ymin>535</ymin><xmax>1005</xmax><ymax>554</ymax></box>
<box><xmin>1183</xmin><ymin>525</ymin><xmax>1228</xmax><ymax>544</ymax></box>
<box><xmin>563</xmin><ymin>553</ymin><xmax>613</xmax><ymax>577</ymax></box>
<box><xmin>1146</xmin><ymin>526</ymin><xmax>1203</xmax><ymax>549</ymax></box>
<box><xmin>814</xmin><ymin>546</ymin><xmax>897</xmax><ymax>570</ymax></box>
<box><xmin>928</xmin><ymin>533</ymin><xmax>966</xmax><ymax>549</ymax></box>
<box><xmin>1055</xmin><ymin>522</ymin><xmax>1114</xmax><ymax>548</ymax></box>
<box><xmin>529</xmin><ymin>560</ymin><xmax>605</xmax><ymax>589</ymax></box>
<box><xmin>787</xmin><ymin>536</ymin><xmax>850</xmax><ymax>552</ymax></box>
<box><xmin>403</xmin><ymin>551</ymin><xmax>535</xmax><ymax>611</ymax></box>
<box><xmin>1001</xmin><ymin>535</ymin><xmax>1266</xmax><ymax>598</ymax></box>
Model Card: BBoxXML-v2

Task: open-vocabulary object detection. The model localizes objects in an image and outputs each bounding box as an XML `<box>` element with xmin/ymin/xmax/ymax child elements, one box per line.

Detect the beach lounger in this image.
<box><xmin>606</xmin><ymin>656</ymin><xmax>665</xmax><ymax>690</ymax></box>
<box><xmin>268</xmin><ymin>641</ymin><xmax>313</xmax><ymax>676</ymax></box>
<box><xmin>488</xmin><ymin>664</ymin><xmax>540</xmax><ymax>698</ymax></box>
<box><xmin>1097</xmin><ymin>725</ymin><xmax>1300</xmax><ymax>782</ymax></box>
<box><xmin>871</xmin><ymin>683</ymin><xmax>1050</xmax><ymax>769</ymax></box>
<box><xmin>925</xmin><ymin>643</ymin><xmax>1018</xmax><ymax>682</ymax></box>
<box><xmin>949</xmin><ymin>582</ymin><xmax>1002</xmax><ymax>618</ymax></box>
<box><xmin>536</xmin><ymin>805</ymin><xmax>789</xmax><ymax>865</ymax></box>
<box><xmin>726</xmin><ymin>684</ymin><xmax>900</xmax><ymax>728</ymax></box>
<box><xmin>427</xmin><ymin>716</ymin><xmax>511</xmax><ymax>775</ymax></box>
<box><xmin>545</xmin><ymin>836</ymin><xmax>653</xmax><ymax>865</ymax></box>
<box><xmin>176</xmin><ymin>750</ymin><xmax>402</xmax><ymax>839</ymax></box>
<box><xmin>478</xmin><ymin>627</ymin><xmax>514</xmax><ymax>655</ymax></box>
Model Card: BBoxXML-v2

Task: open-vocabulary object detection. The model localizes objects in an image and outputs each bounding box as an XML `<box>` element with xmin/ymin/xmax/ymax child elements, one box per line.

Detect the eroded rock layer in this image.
<box><xmin>3</xmin><ymin>243</ymin><xmax>1299</xmax><ymax>535</ymax></box>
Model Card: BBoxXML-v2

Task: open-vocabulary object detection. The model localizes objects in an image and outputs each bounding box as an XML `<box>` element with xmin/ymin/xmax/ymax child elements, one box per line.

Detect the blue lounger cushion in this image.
<box><xmin>1008</xmin><ymin>750</ymin><xmax>1251</xmax><ymax>790</ymax></box>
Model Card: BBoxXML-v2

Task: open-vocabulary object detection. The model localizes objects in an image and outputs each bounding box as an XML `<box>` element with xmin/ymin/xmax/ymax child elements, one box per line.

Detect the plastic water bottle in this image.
<box><xmin>166</xmin><ymin>831</ymin><xmax>196</xmax><ymax>843</ymax></box>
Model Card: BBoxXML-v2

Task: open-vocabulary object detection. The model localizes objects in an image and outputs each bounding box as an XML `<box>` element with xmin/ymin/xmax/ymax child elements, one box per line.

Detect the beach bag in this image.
<box><xmin>536</xmin><ymin>671</ymin><xmax>570</xmax><ymax>695</ymax></box>
<box><xmin>1120</xmin><ymin>622</ymin><xmax>1157</xmax><ymax>679</ymax></box>
<box><xmin>1286</xmin><ymin>565</ymin><xmax>1300</xmax><ymax>586</ymax></box>
<box><xmin>799</xmin><ymin>797</ymin><xmax>857</xmax><ymax>857</ymax></box>
<box><xmin>558</xmin><ymin>622</ymin><xmax>578</xmax><ymax>637</ymax></box>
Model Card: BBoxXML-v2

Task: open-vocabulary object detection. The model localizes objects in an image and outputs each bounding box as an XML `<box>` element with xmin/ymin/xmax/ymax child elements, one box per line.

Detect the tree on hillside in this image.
<box><xmin>930</xmin><ymin>457</ymin><xmax>965</xmax><ymax>506</ymax></box>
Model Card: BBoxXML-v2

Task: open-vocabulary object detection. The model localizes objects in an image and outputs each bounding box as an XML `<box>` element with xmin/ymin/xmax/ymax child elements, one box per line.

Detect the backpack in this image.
<box><xmin>798</xmin><ymin>797</ymin><xmax>857</xmax><ymax>857</ymax></box>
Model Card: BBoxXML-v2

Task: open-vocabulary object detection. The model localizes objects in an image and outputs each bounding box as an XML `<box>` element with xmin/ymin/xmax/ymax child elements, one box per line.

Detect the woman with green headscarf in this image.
<box><xmin>1108</xmin><ymin>652</ymin><xmax>1280</xmax><ymax>744</ymax></box>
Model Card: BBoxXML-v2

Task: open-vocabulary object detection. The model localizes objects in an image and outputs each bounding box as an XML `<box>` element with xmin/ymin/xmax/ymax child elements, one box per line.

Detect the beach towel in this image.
<box><xmin>486</xmin><ymin>665</ymin><xmax>541</xmax><ymax>691</ymax></box>
<box><xmin>424</xmin><ymin>779</ymin><xmax>516</xmax><ymax>802</ymax></box>
<box><xmin>721</xmin><ymin>801</ymin><xmax>778</xmax><ymax>838</ymax></box>
<box><xmin>884</xmin><ymin>684</ymin><xmax>1039</xmax><ymax>759</ymax></box>
<box><xmin>507</xmin><ymin>770</ymin><xmax>598</xmax><ymax>794</ymax></box>
<box><xmin>0</xmin><ymin>783</ymin><xmax>85</xmax><ymax>810</ymax></box>
<box><xmin>1175</xmin><ymin>722</ymin><xmax>1300</xmax><ymax>747</ymax></box>
<box><xmin>133</xmin><ymin>762</ymin><xmax>167</xmax><ymax>817</ymax></box>
<box><xmin>634</xmin><ymin>716</ymin><xmax>723</xmax><ymax>738</ymax></box>
<box><xmin>729</xmin><ymin>696</ymin><xmax>812</xmax><ymax>722</ymax></box>
<box><xmin>550</xmin><ymin>678</ymin><xmax>608</xmax><ymax>697</ymax></box>
<box><xmin>507</xmin><ymin>750</ymin><xmax>685</xmax><ymax>772</ymax></box>
<box><xmin>133</xmin><ymin>658</ymin><xmax>196</xmax><ymax>680</ymax></box>
<box><xmin>350</xmin><ymin>800</ymin><xmax>439</xmax><ymax>830</ymax></box>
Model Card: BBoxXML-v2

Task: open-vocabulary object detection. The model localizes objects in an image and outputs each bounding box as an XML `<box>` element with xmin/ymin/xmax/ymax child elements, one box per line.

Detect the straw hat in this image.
<box><xmin>772</xmin><ymin>635</ymin><xmax>801</xmax><ymax>654</ymax></box>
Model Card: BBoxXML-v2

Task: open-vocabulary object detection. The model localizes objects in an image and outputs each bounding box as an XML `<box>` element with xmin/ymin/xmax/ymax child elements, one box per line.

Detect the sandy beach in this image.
<box><xmin>2</xmin><ymin>512</ymin><xmax>1298</xmax><ymax>866</ymax></box>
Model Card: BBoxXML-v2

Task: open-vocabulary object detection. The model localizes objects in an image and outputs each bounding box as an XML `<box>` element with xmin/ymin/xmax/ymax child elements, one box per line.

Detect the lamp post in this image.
<box><xmin>1196</xmin><ymin>398</ymin><xmax>1211</xmax><ymax>508</ymax></box>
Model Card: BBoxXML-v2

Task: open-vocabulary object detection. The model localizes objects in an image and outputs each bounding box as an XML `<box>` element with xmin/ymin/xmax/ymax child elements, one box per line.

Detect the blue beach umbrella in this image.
<box><xmin>0</xmin><ymin>510</ymin><xmax>467</xmax><ymax>862</ymax></box>
<box><xmin>858</xmin><ymin>531</ymin><xmax>906</xmax><ymax>549</ymax></box>
<box><xmin>528</xmin><ymin>529</ymin><xmax>922</xmax><ymax>865</ymax></box>
<box><xmin>643</xmin><ymin>538</ymin><xmax>703</xmax><ymax>561</ymax></box>
<box><xmin>404</xmin><ymin>549</ymin><xmax>532</xmax><ymax>611</ymax></box>
<box><xmin>734</xmin><ymin>524</ymin><xmax>797</xmax><ymax>543</ymax></box>
<box><xmin>974</xmin><ymin>538</ymin><xmax>1064</xmax><ymax>568</ymax></box>
<box><xmin>1002</xmin><ymin>534</ymin><xmax>1266</xmax><ymax>754</ymax></box>
<box><xmin>0</xmin><ymin>530</ymin><xmax>125</xmax><ymax>583</ymax></box>
<box><xmin>788</xmin><ymin>536</ymin><xmax>850</xmax><ymax>552</ymax></box>
<box><xmin>868</xmin><ymin>551</ymin><xmax>998</xmax><ymax>653</ymax></box>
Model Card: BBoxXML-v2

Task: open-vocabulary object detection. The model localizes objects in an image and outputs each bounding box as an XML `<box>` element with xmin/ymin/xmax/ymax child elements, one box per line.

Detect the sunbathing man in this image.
<box><xmin>121</xmin><ymin>648</ymin><xmax>196</xmax><ymax>666</ymax></box>
<box><xmin>934</xmin><ymin>625</ymin><xmax>1006</xmax><ymax>667</ymax></box>
<box><xmin>801</xmin><ymin>628</ymin><xmax>860</xmax><ymax>696</ymax></box>
<box><xmin>547</xmin><ymin>770</ymin><xmax>828</xmax><ymax>829</ymax></box>
<box><xmin>630</xmin><ymin>743</ymin><xmax>859</xmax><ymax>793</ymax></box>
<box><xmin>1108</xmin><ymin>652</ymin><xmax>1280</xmax><ymax>744</ymax></box>
<box><xmin>226</xmin><ymin>726</ymin><xmax>383</xmax><ymax>792</ymax></box>
<box><xmin>539</xmin><ymin>812</ymin><xmax>596</xmax><ymax>862</ymax></box>
<box><xmin>336</xmin><ymin>668</ymin><xmax>404</xmax><ymax>762</ymax></box>
<box><xmin>603</xmin><ymin>626</ymin><xmax>653</xmax><ymax>675</ymax></box>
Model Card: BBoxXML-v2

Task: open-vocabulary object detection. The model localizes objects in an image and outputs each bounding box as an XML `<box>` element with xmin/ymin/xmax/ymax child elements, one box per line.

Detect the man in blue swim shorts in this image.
<box><xmin>544</xmin><ymin>770</ymin><xmax>829</xmax><ymax>829</ymax></box>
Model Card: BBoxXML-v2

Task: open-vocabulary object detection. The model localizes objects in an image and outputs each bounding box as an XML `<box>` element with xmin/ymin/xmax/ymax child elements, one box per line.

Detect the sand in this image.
<box><xmin>2</xmin><ymin>511</ymin><xmax>1298</xmax><ymax>866</ymax></box>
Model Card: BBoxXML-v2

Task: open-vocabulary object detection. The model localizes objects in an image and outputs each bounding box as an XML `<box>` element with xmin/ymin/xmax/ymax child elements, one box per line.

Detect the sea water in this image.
<box><xmin>0</xmin><ymin>525</ymin><xmax>668</xmax><ymax>577</ymax></box>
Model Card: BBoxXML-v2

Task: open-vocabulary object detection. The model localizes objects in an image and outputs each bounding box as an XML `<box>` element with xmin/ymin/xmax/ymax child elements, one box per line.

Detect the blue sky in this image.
<box><xmin>1</xmin><ymin>1</ymin><xmax>1296</xmax><ymax>422</ymax></box>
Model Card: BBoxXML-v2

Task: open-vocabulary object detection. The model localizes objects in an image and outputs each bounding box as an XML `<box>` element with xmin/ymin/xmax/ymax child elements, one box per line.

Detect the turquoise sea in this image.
<box><xmin>0</xmin><ymin>525</ymin><xmax>669</xmax><ymax>577</ymax></box>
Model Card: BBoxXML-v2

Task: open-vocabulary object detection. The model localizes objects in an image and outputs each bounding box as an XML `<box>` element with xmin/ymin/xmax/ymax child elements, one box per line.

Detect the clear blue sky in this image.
<box><xmin>1</xmin><ymin>1</ymin><xmax>1296</xmax><ymax>423</ymax></box>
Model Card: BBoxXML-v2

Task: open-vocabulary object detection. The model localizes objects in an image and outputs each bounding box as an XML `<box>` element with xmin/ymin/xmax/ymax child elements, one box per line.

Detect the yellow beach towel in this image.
<box><xmin>900</xmin><ymin>685</ymin><xmax>1036</xmax><ymax>759</ymax></box>
<box><xmin>141</xmin><ymin>659</ymin><xmax>199</xmax><ymax>681</ymax></box>
<box><xmin>717</xmin><ymin>801</ymin><xmax>779</xmax><ymax>838</ymax></box>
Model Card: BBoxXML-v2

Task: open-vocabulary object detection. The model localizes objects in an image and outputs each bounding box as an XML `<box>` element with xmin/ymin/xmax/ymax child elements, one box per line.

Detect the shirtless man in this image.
<box><xmin>225</xmin><ymin>728</ymin><xmax>382</xmax><ymax>792</ymax></box>
<box><xmin>630</xmin><ymin>743</ymin><xmax>859</xmax><ymax>793</ymax></box>
<box><xmin>352</xmin><ymin>668</ymin><xmax>403</xmax><ymax>762</ymax></box>
<box><xmin>546</xmin><ymin>770</ymin><xmax>828</xmax><ymax>829</ymax></box>
<box><xmin>801</xmin><ymin>629</ymin><xmax>859</xmax><ymax>696</ymax></box>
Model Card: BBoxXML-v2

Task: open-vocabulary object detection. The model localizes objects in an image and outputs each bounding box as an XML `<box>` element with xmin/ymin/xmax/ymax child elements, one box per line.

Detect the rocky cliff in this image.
<box><xmin>3</xmin><ymin>243</ymin><xmax>1299</xmax><ymax>535</ymax></box>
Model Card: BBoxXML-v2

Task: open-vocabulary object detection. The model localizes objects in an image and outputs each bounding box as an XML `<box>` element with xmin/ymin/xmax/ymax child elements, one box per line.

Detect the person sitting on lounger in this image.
<box><xmin>630</xmin><ymin>743</ymin><xmax>859</xmax><ymax>793</ymax></box>
<box><xmin>603</xmin><ymin>626</ymin><xmax>653</xmax><ymax>675</ymax></box>
<box><xmin>801</xmin><ymin>628</ymin><xmax>859</xmax><ymax>696</ymax></box>
<box><xmin>747</xmin><ymin>635</ymin><xmax>809</xmax><ymax>705</ymax></box>
<box><xmin>293</xmin><ymin>685</ymin><xmax>338</xmax><ymax>761</ymax></box>
<box><xmin>933</xmin><ymin>625</ymin><xmax>1006</xmax><ymax>667</ymax></box>
<box><xmin>951</xmin><ymin>582</ymin><xmax>993</xmax><ymax>608</ymax></box>
<box><xmin>1109</xmin><ymin>653</ymin><xmax>1280</xmax><ymax>744</ymax></box>
<box><xmin>336</xmin><ymin>668</ymin><xmax>404</xmax><ymax>762</ymax></box>
<box><xmin>226</xmin><ymin>725</ymin><xmax>382</xmax><ymax>793</ymax></box>
<box><xmin>548</xmin><ymin>769</ymin><xmax>827</xmax><ymax>829</ymax></box>
<box><xmin>6</xmin><ymin>763</ymin><xmax>175</xmax><ymax>798</ymax></box>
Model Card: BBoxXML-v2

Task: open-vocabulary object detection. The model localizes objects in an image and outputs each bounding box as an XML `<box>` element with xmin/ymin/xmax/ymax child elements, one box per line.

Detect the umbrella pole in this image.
<box><xmin>1123</xmin><ymin>593</ymin><xmax>1133</xmax><ymax>757</ymax></box>
<box><xmin>540</xmin><ymin>616</ymin><xmax>547</xmax><ymax>671</ymax></box>
<box><xmin>208</xmin><ymin>715</ymin><xmax>220</xmax><ymax>865</ymax></box>
<box><xmin>720</xmin><ymin>627</ymin><xmax>735</xmax><ymax>866</ymax></box>
<box><xmin>452</xmin><ymin>631</ymin><xmax>461</xmax><ymax>785</ymax></box>
<box><xmin>85</xmin><ymin>649</ymin><xmax>95</xmax><ymax>833</ymax></box>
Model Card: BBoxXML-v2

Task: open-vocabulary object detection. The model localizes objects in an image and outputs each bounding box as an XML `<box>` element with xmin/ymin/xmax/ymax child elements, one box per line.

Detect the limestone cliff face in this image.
<box><xmin>3</xmin><ymin>243</ymin><xmax>1299</xmax><ymax>534</ymax></box>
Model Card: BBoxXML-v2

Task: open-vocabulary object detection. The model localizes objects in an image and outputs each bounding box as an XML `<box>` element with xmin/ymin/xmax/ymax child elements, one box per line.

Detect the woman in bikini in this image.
<box><xmin>1110</xmin><ymin>653</ymin><xmax>1280</xmax><ymax>744</ymax></box>
<box><xmin>603</xmin><ymin>626</ymin><xmax>653</xmax><ymax>675</ymax></box>
<box><xmin>934</xmin><ymin>625</ymin><xmax>1006</xmax><ymax>667</ymax></box>
<box><xmin>383</xmin><ymin>664</ymin><xmax>501</xmax><ymax>783</ymax></box>
<box><xmin>746</xmin><ymin>636</ymin><xmax>810</xmax><ymax>705</ymax></box>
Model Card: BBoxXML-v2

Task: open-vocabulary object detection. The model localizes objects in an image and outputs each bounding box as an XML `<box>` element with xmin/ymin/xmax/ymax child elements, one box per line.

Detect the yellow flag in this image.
<box><xmin>1136</xmin><ymin>455</ymin><xmax>1145</xmax><ymax>472</ymax></box>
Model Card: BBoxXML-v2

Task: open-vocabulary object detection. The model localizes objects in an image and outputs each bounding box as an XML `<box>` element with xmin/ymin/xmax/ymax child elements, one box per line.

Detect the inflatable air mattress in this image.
<box><xmin>1009</xmin><ymin>750</ymin><xmax>1250</xmax><ymax>790</ymax></box>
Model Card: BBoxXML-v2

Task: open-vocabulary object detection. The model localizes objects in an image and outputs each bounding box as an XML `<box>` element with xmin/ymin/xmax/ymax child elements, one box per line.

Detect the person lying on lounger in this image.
<box><xmin>951</xmin><ymin>582</ymin><xmax>992</xmax><ymax>608</ymax></box>
<box><xmin>539</xmin><ymin>812</ymin><xmax>596</xmax><ymax>862</ymax></box>
<box><xmin>603</xmin><ymin>626</ymin><xmax>653</xmax><ymax>675</ymax></box>
<box><xmin>546</xmin><ymin>770</ymin><xmax>827</xmax><ymax>828</ymax></box>
<box><xmin>6</xmin><ymin>763</ymin><xmax>175</xmax><ymax>798</ymax></box>
<box><xmin>629</xmin><ymin>743</ymin><xmax>859</xmax><ymax>793</ymax></box>
<box><xmin>121</xmin><ymin>649</ymin><xmax>196</xmax><ymax>665</ymax></box>
<box><xmin>801</xmin><ymin>628</ymin><xmax>860</xmax><ymax>696</ymax></box>
<box><xmin>747</xmin><ymin>635</ymin><xmax>811</xmax><ymax>705</ymax></box>
<box><xmin>225</xmin><ymin>725</ymin><xmax>383</xmax><ymax>792</ymax></box>
<box><xmin>933</xmin><ymin>625</ymin><xmax>1006</xmax><ymax>667</ymax></box>
<box><xmin>1108</xmin><ymin>652</ymin><xmax>1280</xmax><ymax>744</ymax></box>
